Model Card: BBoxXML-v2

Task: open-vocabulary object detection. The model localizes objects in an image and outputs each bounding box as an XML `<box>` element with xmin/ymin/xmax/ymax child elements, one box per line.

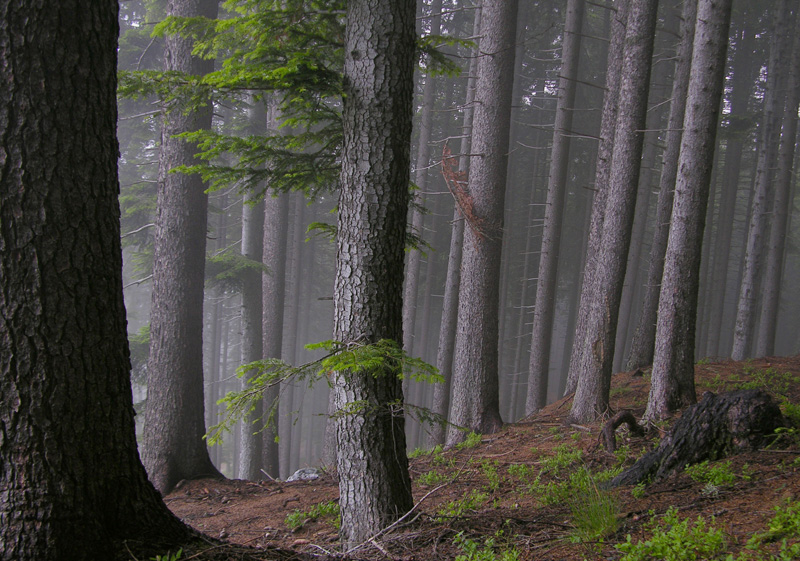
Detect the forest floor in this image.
<box><xmin>155</xmin><ymin>355</ymin><xmax>800</xmax><ymax>560</ymax></box>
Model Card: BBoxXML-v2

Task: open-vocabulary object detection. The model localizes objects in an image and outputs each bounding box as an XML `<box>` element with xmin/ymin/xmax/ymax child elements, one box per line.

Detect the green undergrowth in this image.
<box><xmin>285</xmin><ymin>500</ymin><xmax>340</xmax><ymax>531</ymax></box>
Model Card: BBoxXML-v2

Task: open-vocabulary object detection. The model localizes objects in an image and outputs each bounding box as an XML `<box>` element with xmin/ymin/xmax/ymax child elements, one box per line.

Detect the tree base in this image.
<box><xmin>608</xmin><ymin>390</ymin><xmax>784</xmax><ymax>488</ymax></box>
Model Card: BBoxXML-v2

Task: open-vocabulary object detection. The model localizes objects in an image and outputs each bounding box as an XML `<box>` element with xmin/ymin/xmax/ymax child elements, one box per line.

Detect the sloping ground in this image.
<box><xmin>160</xmin><ymin>356</ymin><xmax>800</xmax><ymax>560</ymax></box>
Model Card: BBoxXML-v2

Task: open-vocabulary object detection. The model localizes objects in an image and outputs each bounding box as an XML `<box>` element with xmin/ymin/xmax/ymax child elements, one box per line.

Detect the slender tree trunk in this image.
<box><xmin>755</xmin><ymin>25</ymin><xmax>800</xmax><ymax>356</ymax></box>
<box><xmin>428</xmin><ymin>5</ymin><xmax>482</xmax><ymax>448</ymax></box>
<box><xmin>626</xmin><ymin>0</ymin><xmax>698</xmax><ymax>371</ymax></box>
<box><xmin>0</xmin><ymin>1</ymin><xmax>191</xmax><ymax>557</ymax></box>
<box><xmin>569</xmin><ymin>0</ymin><xmax>659</xmax><ymax>424</ymax></box>
<box><xmin>731</xmin><ymin>0</ymin><xmax>795</xmax><ymax>360</ymax></box>
<box><xmin>332</xmin><ymin>0</ymin><xmax>416</xmax><ymax>546</ymax></box>
<box><xmin>446</xmin><ymin>0</ymin><xmax>520</xmax><ymax>445</ymax></box>
<box><xmin>525</xmin><ymin>0</ymin><xmax>586</xmax><ymax>415</ymax></box>
<box><xmin>645</xmin><ymin>0</ymin><xmax>733</xmax><ymax>421</ymax></box>
<box><xmin>142</xmin><ymin>0</ymin><xmax>223</xmax><ymax>494</ymax></box>
<box><xmin>565</xmin><ymin>0</ymin><xmax>630</xmax><ymax>396</ymax></box>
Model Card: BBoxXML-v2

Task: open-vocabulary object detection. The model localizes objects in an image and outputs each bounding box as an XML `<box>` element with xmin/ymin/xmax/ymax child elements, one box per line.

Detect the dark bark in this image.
<box><xmin>569</xmin><ymin>0</ymin><xmax>659</xmax><ymax>424</ymax></box>
<box><xmin>0</xmin><ymin>1</ymin><xmax>191</xmax><ymax>558</ymax></box>
<box><xmin>609</xmin><ymin>390</ymin><xmax>784</xmax><ymax>487</ymax></box>
<box><xmin>332</xmin><ymin>0</ymin><xmax>416</xmax><ymax>546</ymax></box>
<box><xmin>142</xmin><ymin>0</ymin><xmax>223</xmax><ymax>494</ymax></box>
<box><xmin>601</xmin><ymin>411</ymin><xmax>645</xmax><ymax>453</ymax></box>
<box><xmin>626</xmin><ymin>0</ymin><xmax>697</xmax><ymax>371</ymax></box>
<box><xmin>446</xmin><ymin>0</ymin><xmax>520</xmax><ymax>445</ymax></box>
<box><xmin>526</xmin><ymin>0</ymin><xmax>585</xmax><ymax>415</ymax></box>
<box><xmin>645</xmin><ymin>0</ymin><xmax>733</xmax><ymax>421</ymax></box>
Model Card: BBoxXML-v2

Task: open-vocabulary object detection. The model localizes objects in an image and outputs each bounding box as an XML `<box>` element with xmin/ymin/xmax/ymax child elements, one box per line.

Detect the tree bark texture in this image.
<box><xmin>568</xmin><ymin>0</ymin><xmax>659</xmax><ymax>424</ymax></box>
<box><xmin>645</xmin><ymin>0</ymin><xmax>733</xmax><ymax>422</ymax></box>
<box><xmin>565</xmin><ymin>0</ymin><xmax>630</xmax><ymax>396</ymax></box>
<box><xmin>142</xmin><ymin>0</ymin><xmax>223</xmax><ymax>495</ymax></box>
<box><xmin>755</xmin><ymin>21</ymin><xmax>800</xmax><ymax>357</ymax></box>
<box><xmin>332</xmin><ymin>0</ymin><xmax>416</xmax><ymax>546</ymax></box>
<box><xmin>525</xmin><ymin>0</ymin><xmax>585</xmax><ymax>415</ymax></box>
<box><xmin>446</xmin><ymin>0</ymin><xmax>519</xmax><ymax>446</ymax></box>
<box><xmin>626</xmin><ymin>0</ymin><xmax>697</xmax><ymax>372</ymax></box>
<box><xmin>731</xmin><ymin>0</ymin><xmax>795</xmax><ymax>361</ymax></box>
<box><xmin>610</xmin><ymin>390</ymin><xmax>784</xmax><ymax>487</ymax></box>
<box><xmin>0</xmin><ymin>1</ymin><xmax>190</xmax><ymax>558</ymax></box>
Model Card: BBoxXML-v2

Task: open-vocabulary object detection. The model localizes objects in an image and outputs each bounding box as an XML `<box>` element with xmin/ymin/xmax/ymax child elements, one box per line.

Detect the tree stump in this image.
<box><xmin>607</xmin><ymin>390</ymin><xmax>784</xmax><ymax>488</ymax></box>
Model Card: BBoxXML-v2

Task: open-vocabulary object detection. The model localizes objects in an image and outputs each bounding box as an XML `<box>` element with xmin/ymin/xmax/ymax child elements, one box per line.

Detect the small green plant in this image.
<box><xmin>285</xmin><ymin>500</ymin><xmax>340</xmax><ymax>530</ymax></box>
<box><xmin>152</xmin><ymin>550</ymin><xmax>182</xmax><ymax>561</ymax></box>
<box><xmin>614</xmin><ymin>443</ymin><xmax>633</xmax><ymax>467</ymax></box>
<box><xmin>437</xmin><ymin>490</ymin><xmax>488</xmax><ymax>519</ymax></box>
<box><xmin>480</xmin><ymin>460</ymin><xmax>502</xmax><ymax>492</ymax></box>
<box><xmin>540</xmin><ymin>443</ymin><xmax>583</xmax><ymax>475</ymax></box>
<box><xmin>616</xmin><ymin>507</ymin><xmax>725</xmax><ymax>561</ymax></box>
<box><xmin>735</xmin><ymin>367</ymin><xmax>798</xmax><ymax>397</ymax></box>
<box><xmin>685</xmin><ymin>460</ymin><xmax>737</xmax><ymax>486</ymax></box>
<box><xmin>418</xmin><ymin>469</ymin><xmax>447</xmax><ymax>486</ymax></box>
<box><xmin>408</xmin><ymin>447</ymin><xmax>428</xmax><ymax>459</ymax></box>
<box><xmin>567</xmin><ymin>468</ymin><xmax>619</xmax><ymax>543</ymax></box>
<box><xmin>782</xmin><ymin>402</ymin><xmax>800</xmax><ymax>426</ymax></box>
<box><xmin>507</xmin><ymin>463</ymin><xmax>537</xmax><ymax>481</ymax></box>
<box><xmin>631</xmin><ymin>483</ymin><xmax>646</xmax><ymax>499</ymax></box>
<box><xmin>456</xmin><ymin>431</ymin><xmax>483</xmax><ymax>450</ymax></box>
<box><xmin>453</xmin><ymin>532</ymin><xmax>521</xmax><ymax>561</ymax></box>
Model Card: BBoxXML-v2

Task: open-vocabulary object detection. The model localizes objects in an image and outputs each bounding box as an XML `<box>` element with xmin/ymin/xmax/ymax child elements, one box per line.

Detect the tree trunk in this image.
<box><xmin>446</xmin><ymin>0</ymin><xmax>520</xmax><ymax>446</ymax></box>
<box><xmin>568</xmin><ymin>0</ymin><xmax>659</xmax><ymax>424</ymax></box>
<box><xmin>525</xmin><ymin>0</ymin><xmax>586</xmax><ymax>415</ymax></box>
<box><xmin>755</xmin><ymin>25</ymin><xmax>800</xmax><ymax>357</ymax></box>
<box><xmin>626</xmin><ymin>0</ymin><xmax>698</xmax><ymax>371</ymax></box>
<box><xmin>428</xmin><ymin>5</ymin><xmax>482</xmax><ymax>448</ymax></box>
<box><xmin>0</xmin><ymin>1</ymin><xmax>191</xmax><ymax>557</ymax></box>
<box><xmin>731</xmin><ymin>0</ymin><xmax>795</xmax><ymax>360</ymax></box>
<box><xmin>143</xmin><ymin>0</ymin><xmax>223</xmax><ymax>495</ymax></box>
<box><xmin>564</xmin><ymin>0</ymin><xmax>630</xmax><ymax>396</ymax></box>
<box><xmin>332</xmin><ymin>0</ymin><xmax>416</xmax><ymax>546</ymax></box>
<box><xmin>645</xmin><ymin>0</ymin><xmax>733</xmax><ymax>422</ymax></box>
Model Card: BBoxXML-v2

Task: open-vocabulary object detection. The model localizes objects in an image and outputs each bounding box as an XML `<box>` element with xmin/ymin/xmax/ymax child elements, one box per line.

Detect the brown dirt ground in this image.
<box><xmin>155</xmin><ymin>356</ymin><xmax>800</xmax><ymax>560</ymax></box>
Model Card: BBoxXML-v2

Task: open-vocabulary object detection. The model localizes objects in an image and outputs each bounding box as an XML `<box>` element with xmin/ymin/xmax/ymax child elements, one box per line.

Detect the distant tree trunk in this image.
<box><xmin>403</xmin><ymin>0</ymin><xmax>443</xmax><ymax>358</ymax></box>
<box><xmin>731</xmin><ymin>0</ymin><xmax>794</xmax><ymax>360</ymax></box>
<box><xmin>143</xmin><ymin>0</ymin><xmax>223</xmax><ymax>494</ymax></box>
<box><xmin>755</xmin><ymin>26</ymin><xmax>800</xmax><ymax>357</ymax></box>
<box><xmin>645</xmin><ymin>0</ymin><xmax>733</xmax><ymax>422</ymax></box>
<box><xmin>332</xmin><ymin>0</ymin><xmax>416</xmax><ymax>546</ymax></box>
<box><xmin>429</xmin><ymin>5</ymin><xmax>481</xmax><ymax>448</ymax></box>
<box><xmin>0</xmin><ymin>1</ymin><xmax>191</xmax><ymax>557</ymax></box>
<box><xmin>525</xmin><ymin>0</ymin><xmax>585</xmax><ymax>415</ymax></box>
<box><xmin>564</xmin><ymin>0</ymin><xmax>630</xmax><ymax>396</ymax></box>
<box><xmin>446</xmin><ymin>0</ymin><xmax>519</xmax><ymax>445</ymax></box>
<box><xmin>568</xmin><ymin>0</ymin><xmax>659</xmax><ymax>424</ymax></box>
<box><xmin>626</xmin><ymin>0</ymin><xmax>697</xmax><ymax>371</ymax></box>
<box><xmin>238</xmin><ymin>95</ymin><xmax>267</xmax><ymax>481</ymax></box>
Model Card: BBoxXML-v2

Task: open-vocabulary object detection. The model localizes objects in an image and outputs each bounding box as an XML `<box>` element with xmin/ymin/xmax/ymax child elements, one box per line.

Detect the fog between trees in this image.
<box><xmin>118</xmin><ymin>0</ymin><xmax>800</xmax><ymax>481</ymax></box>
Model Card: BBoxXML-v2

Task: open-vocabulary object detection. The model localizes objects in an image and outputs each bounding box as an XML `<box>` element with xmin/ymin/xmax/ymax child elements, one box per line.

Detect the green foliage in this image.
<box><xmin>285</xmin><ymin>500</ymin><xmax>340</xmax><ymax>531</ymax></box>
<box><xmin>685</xmin><ymin>460</ymin><xmax>738</xmax><ymax>487</ymax></box>
<box><xmin>540</xmin><ymin>443</ymin><xmax>583</xmax><ymax>475</ymax></box>
<box><xmin>480</xmin><ymin>460</ymin><xmax>502</xmax><ymax>492</ymax></box>
<box><xmin>152</xmin><ymin>549</ymin><xmax>182</xmax><ymax>561</ymax></box>
<box><xmin>437</xmin><ymin>490</ymin><xmax>488</xmax><ymax>519</ymax></box>
<box><xmin>456</xmin><ymin>431</ymin><xmax>483</xmax><ymax>450</ymax></box>
<box><xmin>616</xmin><ymin>507</ymin><xmax>726</xmax><ymax>561</ymax></box>
<box><xmin>567</xmin><ymin>468</ymin><xmax>619</xmax><ymax>543</ymax></box>
<box><xmin>781</xmin><ymin>402</ymin><xmax>800</xmax><ymax>426</ymax></box>
<box><xmin>631</xmin><ymin>483</ymin><xmax>647</xmax><ymax>499</ymax></box>
<box><xmin>453</xmin><ymin>532</ymin><xmax>521</xmax><ymax>561</ymax></box>
<box><xmin>507</xmin><ymin>463</ymin><xmax>537</xmax><ymax>481</ymax></box>
<box><xmin>204</xmin><ymin>249</ymin><xmax>270</xmax><ymax>290</ymax></box>
<box><xmin>418</xmin><ymin>470</ymin><xmax>447</xmax><ymax>486</ymax></box>
<box><xmin>747</xmin><ymin>499</ymin><xmax>800</xmax><ymax>548</ymax></box>
<box><xmin>207</xmin><ymin>339</ymin><xmax>440</xmax><ymax>444</ymax></box>
<box><xmin>735</xmin><ymin>367</ymin><xmax>799</xmax><ymax>397</ymax></box>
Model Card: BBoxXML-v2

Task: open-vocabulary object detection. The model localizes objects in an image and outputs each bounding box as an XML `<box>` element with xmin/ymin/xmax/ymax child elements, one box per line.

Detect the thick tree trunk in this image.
<box><xmin>626</xmin><ymin>0</ymin><xmax>697</xmax><ymax>372</ymax></box>
<box><xmin>645</xmin><ymin>0</ymin><xmax>732</xmax><ymax>422</ymax></box>
<box><xmin>525</xmin><ymin>0</ymin><xmax>585</xmax><ymax>415</ymax></box>
<box><xmin>565</xmin><ymin>0</ymin><xmax>630</xmax><ymax>396</ymax></box>
<box><xmin>755</xmin><ymin>25</ymin><xmax>800</xmax><ymax>357</ymax></box>
<box><xmin>731</xmin><ymin>0</ymin><xmax>795</xmax><ymax>360</ymax></box>
<box><xmin>568</xmin><ymin>0</ymin><xmax>659</xmax><ymax>424</ymax></box>
<box><xmin>332</xmin><ymin>0</ymin><xmax>416</xmax><ymax>546</ymax></box>
<box><xmin>429</xmin><ymin>5</ymin><xmax>481</xmax><ymax>448</ymax></box>
<box><xmin>0</xmin><ymin>1</ymin><xmax>191</xmax><ymax>558</ymax></box>
<box><xmin>446</xmin><ymin>0</ymin><xmax>520</xmax><ymax>446</ymax></box>
<box><xmin>142</xmin><ymin>0</ymin><xmax>223</xmax><ymax>495</ymax></box>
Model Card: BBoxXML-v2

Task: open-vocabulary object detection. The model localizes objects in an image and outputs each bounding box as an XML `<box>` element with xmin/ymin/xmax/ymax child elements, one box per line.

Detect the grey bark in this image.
<box><xmin>0</xmin><ymin>1</ymin><xmax>191</xmax><ymax>557</ymax></box>
<box><xmin>569</xmin><ymin>0</ymin><xmax>659</xmax><ymax>424</ymax></box>
<box><xmin>645</xmin><ymin>0</ymin><xmax>732</xmax><ymax>422</ymax></box>
<box><xmin>564</xmin><ymin>0</ymin><xmax>630</xmax><ymax>396</ymax></box>
<box><xmin>626</xmin><ymin>0</ymin><xmax>698</xmax><ymax>371</ymax></box>
<box><xmin>731</xmin><ymin>0</ymin><xmax>795</xmax><ymax>360</ymax></box>
<box><xmin>142</xmin><ymin>0</ymin><xmax>223</xmax><ymax>494</ymax></box>
<box><xmin>525</xmin><ymin>0</ymin><xmax>586</xmax><ymax>415</ymax></box>
<box><xmin>755</xmin><ymin>24</ymin><xmax>800</xmax><ymax>357</ymax></box>
<box><xmin>428</xmin><ymin>5</ymin><xmax>482</xmax><ymax>448</ymax></box>
<box><xmin>332</xmin><ymin>0</ymin><xmax>416</xmax><ymax>546</ymax></box>
<box><xmin>446</xmin><ymin>0</ymin><xmax>519</xmax><ymax>446</ymax></box>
